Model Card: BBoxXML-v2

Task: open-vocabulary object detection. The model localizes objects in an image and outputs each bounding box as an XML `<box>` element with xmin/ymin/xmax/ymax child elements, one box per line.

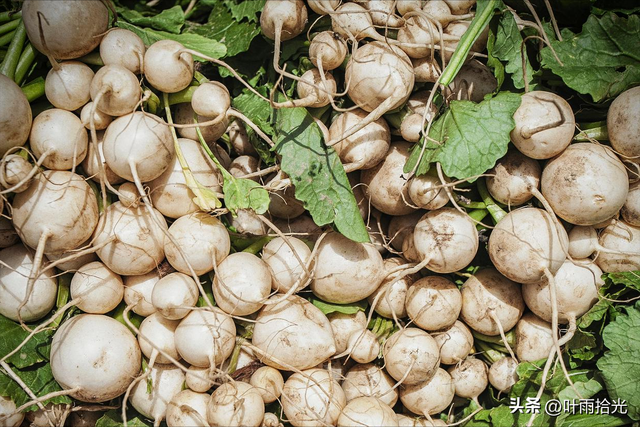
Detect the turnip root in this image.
<box><xmin>80</xmin><ymin>103</ymin><xmax>112</xmax><ymax>130</ymax></box>
<box><xmin>328</xmin><ymin>311</ymin><xmax>368</xmax><ymax>354</ymax></box>
<box><xmin>488</xmin><ymin>207</ymin><xmax>568</xmax><ymax>284</ymax></box>
<box><xmin>251</xmin><ymin>366</ymin><xmax>285</xmax><ymax>404</ymax></box>
<box><xmin>90</xmin><ymin>65</ymin><xmax>141</xmax><ymax>117</ymax></box>
<box><xmin>138</xmin><ymin>312</ymin><xmax>181</xmax><ymax>364</ymax></box>
<box><xmin>413</xmin><ymin>57</ymin><xmax>441</xmax><ymax>83</ymax></box>
<box><xmin>273</xmin><ymin>68</ymin><xmax>338</xmax><ymax>109</ymax></box>
<box><xmin>360</xmin><ymin>141</ymin><xmax>416</xmax><ymax>216</ymax></box>
<box><xmin>45</xmin><ymin>239</ymin><xmax>98</xmax><ymax>272</ymax></box>
<box><xmin>424</xmin><ymin>0</ymin><xmax>471</xmax><ymax>26</ymax></box>
<box><xmin>0</xmin><ymin>395</ymin><xmax>24</xmax><ymax>427</ymax></box>
<box><xmin>262</xmin><ymin>236</ymin><xmax>312</xmax><ymax>293</ymax></box>
<box><xmin>252</xmin><ymin>294</ymin><xmax>336</xmax><ymax>370</ymax></box>
<box><xmin>281</xmin><ymin>368</ymin><xmax>346</xmax><ymax>427</ymax></box>
<box><xmin>186</xmin><ymin>366</ymin><xmax>216</xmax><ymax>393</ymax></box>
<box><xmin>13</xmin><ymin>170</ymin><xmax>99</xmax><ymax>255</ymax></box>
<box><xmin>22</xmin><ymin>0</ymin><xmax>109</xmax><ymax>60</ymax></box>
<box><xmin>408</xmin><ymin>174</ymin><xmax>450</xmax><ymax>210</ymax></box>
<box><xmin>149</xmin><ymin>138</ymin><xmax>222</xmax><ymax>219</ymax></box>
<box><xmin>310</xmin><ymin>31</ymin><xmax>348</xmax><ymax>71</ymax></box>
<box><xmin>345</xmin><ymin>328</ymin><xmax>380</xmax><ymax>363</ymax></box>
<box><xmin>541</xmin><ymin>143</ymin><xmax>629</xmax><ymax>225</ymax></box>
<box><xmin>332</xmin><ymin>3</ymin><xmax>383</xmax><ymax>42</ymax></box>
<box><xmin>45</xmin><ymin>60</ymin><xmax>94</xmax><ymax>111</ymax></box>
<box><xmin>448</xmin><ymin>357</ymin><xmax>488</xmax><ymax>400</ymax></box>
<box><xmin>413</xmin><ymin>207</ymin><xmax>479</xmax><ymax>273</ymax></box>
<box><xmin>152</xmin><ymin>272</ymin><xmax>199</xmax><ymax>320</ymax></box>
<box><xmin>0</xmin><ymin>75</ymin><xmax>32</xmax><ymax>156</ymax></box>
<box><xmin>460</xmin><ymin>268</ymin><xmax>524</xmax><ymax>336</ymax></box>
<box><xmin>80</xmin><ymin>132</ymin><xmax>123</xmax><ymax>185</ymax></box>
<box><xmin>330</xmin><ymin>109</ymin><xmax>390</xmax><ymax>172</ymax></box>
<box><xmin>515</xmin><ymin>312</ymin><xmax>554</xmax><ymax>362</ymax></box>
<box><xmin>311</xmin><ymin>232</ymin><xmax>385</xmax><ymax>304</ymax></box>
<box><xmin>24</xmin><ymin>404</ymin><xmax>66</xmax><ymax>427</ymax></box>
<box><xmin>433</xmin><ymin>320</ymin><xmax>474</xmax><ymax>365</ymax></box>
<box><xmin>213</xmin><ymin>252</ymin><xmax>271</xmax><ymax>316</ymax></box>
<box><xmin>397</xmin><ymin>16</ymin><xmax>455</xmax><ymax>59</ymax></box>
<box><xmin>124</xmin><ymin>271</ymin><xmax>161</xmax><ymax>317</ymax></box>
<box><xmin>50</xmin><ymin>314</ymin><xmax>141</xmax><ymax>402</ymax></box>
<box><xmin>164</xmin><ymin>212</ymin><xmax>230</xmax><ymax>276</ymax></box>
<box><xmin>100</xmin><ymin>28</ymin><xmax>146</xmax><ymax>74</ymax></box>
<box><xmin>166</xmin><ymin>390</ymin><xmax>210</xmax><ymax>427</ymax></box>
<box><xmin>0</xmin><ymin>244</ymin><xmax>56</xmax><ymax>322</ymax></box>
<box><xmin>174</xmin><ymin>308</ymin><xmax>236</xmax><ymax>368</ymax></box>
<box><xmin>387</xmin><ymin>212</ymin><xmax>423</xmax><ymax>252</ymax></box>
<box><xmin>399</xmin><ymin>368</ymin><xmax>455</xmax><ymax>416</ymax></box>
<box><xmin>70</xmin><ymin>261</ymin><xmax>124</xmax><ymax>314</ymax></box>
<box><xmin>440</xmin><ymin>20</ymin><xmax>489</xmax><ymax>62</ymax></box>
<box><xmin>144</xmin><ymin>40</ymin><xmax>194</xmax><ymax>93</ymax></box>
<box><xmin>401</xmin><ymin>113</ymin><xmax>428</xmax><ymax>143</ymax></box>
<box><xmin>229</xmin><ymin>155</ymin><xmax>260</xmax><ymax>181</ymax></box>
<box><xmin>343</xmin><ymin>363</ymin><xmax>398</xmax><ymax>407</ymax></box>
<box><xmin>103</xmin><ymin>112</ymin><xmax>174</xmax><ymax>183</ymax></box>
<box><xmin>308</xmin><ymin>0</ymin><xmax>339</xmax><ymax>14</ymax></box>
<box><xmin>622</xmin><ymin>183</ymin><xmax>640</xmax><ymax>226</ymax></box>
<box><xmin>510</xmin><ymin>91</ymin><xmax>575</xmax><ymax>160</ymax></box>
<box><xmin>228</xmin><ymin>121</ymin><xmax>256</xmax><ymax>156</ymax></box>
<box><xmin>229</xmin><ymin>208</ymin><xmax>267</xmax><ymax>235</ymax></box>
<box><xmin>365</xmin><ymin>0</ymin><xmax>405</xmax><ymax>28</ymax></box>
<box><xmin>406</xmin><ymin>276</ymin><xmax>462</xmax><ymax>331</ymax></box>
<box><xmin>130</xmin><ymin>363</ymin><xmax>185</xmax><ymax>425</ymax></box>
<box><xmin>337</xmin><ymin>396</ymin><xmax>398</xmax><ymax>427</ymax></box>
<box><xmin>368</xmin><ymin>257</ymin><xmax>416</xmax><ymax>319</ymax></box>
<box><xmin>0</xmin><ymin>218</ymin><xmax>19</xmax><ymax>249</ymax></box>
<box><xmin>383</xmin><ymin>327</ymin><xmax>440</xmax><ymax>385</ymax></box>
<box><xmin>488</xmin><ymin>356</ymin><xmax>518</xmax><ymax>393</ymax></box>
<box><xmin>30</xmin><ymin>108</ymin><xmax>88</xmax><ymax>170</ymax></box>
<box><xmin>0</xmin><ymin>154</ymin><xmax>33</xmax><ymax>193</ymax></box>
<box><xmin>446</xmin><ymin>60</ymin><xmax>497</xmax><ymax>103</ymax></box>
<box><xmin>568</xmin><ymin>225</ymin><xmax>600</xmax><ymax>259</ymax></box>
<box><xmin>486</xmin><ymin>148</ymin><xmax>541</xmax><ymax>206</ymax></box>
<box><xmin>175</xmin><ymin>103</ymin><xmax>228</xmax><ymax>143</ymax></box>
<box><xmin>207</xmin><ymin>381</ymin><xmax>265</xmax><ymax>427</ymax></box>
<box><xmin>93</xmin><ymin>202</ymin><xmax>167</xmax><ymax>275</ymax></box>
<box><xmin>597</xmin><ymin>220</ymin><xmax>640</xmax><ymax>272</ymax></box>
<box><xmin>607</xmin><ymin>85</ymin><xmax>640</xmax><ymax>158</ymax></box>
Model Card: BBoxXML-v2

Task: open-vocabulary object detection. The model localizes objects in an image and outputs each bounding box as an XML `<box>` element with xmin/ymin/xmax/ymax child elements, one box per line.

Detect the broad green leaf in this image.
<box><xmin>404</xmin><ymin>92</ymin><xmax>521</xmax><ymax>180</ymax></box>
<box><xmin>603</xmin><ymin>271</ymin><xmax>640</xmax><ymax>292</ymax></box>
<box><xmin>116</xmin><ymin>22</ymin><xmax>226</xmax><ymax>61</ymax></box>
<box><xmin>275</xmin><ymin>107</ymin><xmax>370</xmax><ymax>243</ymax></box>
<box><xmin>597</xmin><ymin>301</ymin><xmax>640</xmax><ymax>420</ymax></box>
<box><xmin>486</xmin><ymin>19</ymin><xmax>505</xmax><ymax>90</ymax></box>
<box><xmin>310</xmin><ymin>297</ymin><xmax>367</xmax><ymax>316</ymax></box>
<box><xmin>223</xmin><ymin>0</ymin><xmax>265</xmax><ymax>22</ymax></box>
<box><xmin>223</xmin><ymin>177</ymin><xmax>270</xmax><ymax>215</ymax></box>
<box><xmin>232</xmin><ymin>88</ymin><xmax>274</xmax><ymax>136</ymax></box>
<box><xmin>488</xmin><ymin>8</ymin><xmax>534</xmax><ymax>89</ymax></box>
<box><xmin>558</xmin><ymin>378</ymin><xmax>603</xmax><ymax>401</ymax></box>
<box><xmin>116</xmin><ymin>5</ymin><xmax>185</xmax><ymax>34</ymax></box>
<box><xmin>185</xmin><ymin>2</ymin><xmax>261</xmax><ymax>57</ymax></box>
<box><xmin>567</xmin><ymin>329</ymin><xmax>600</xmax><ymax>367</ymax></box>
<box><xmin>95</xmin><ymin>410</ymin><xmax>152</xmax><ymax>427</ymax></box>
<box><xmin>556</xmin><ymin>413</ymin><xmax>633</xmax><ymax>427</ymax></box>
<box><xmin>0</xmin><ymin>364</ymin><xmax>71</xmax><ymax>410</ymax></box>
<box><xmin>0</xmin><ymin>315</ymin><xmax>52</xmax><ymax>369</ymax></box>
<box><xmin>540</xmin><ymin>13</ymin><xmax>640</xmax><ymax>102</ymax></box>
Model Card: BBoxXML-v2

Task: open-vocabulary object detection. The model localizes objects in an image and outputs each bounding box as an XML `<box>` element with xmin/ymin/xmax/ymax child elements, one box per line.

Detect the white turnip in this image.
<box><xmin>130</xmin><ymin>363</ymin><xmax>185</xmax><ymax>425</ymax></box>
<box><xmin>597</xmin><ymin>220</ymin><xmax>640</xmax><ymax>272</ymax></box>
<box><xmin>343</xmin><ymin>363</ymin><xmax>398</xmax><ymax>407</ymax></box>
<box><xmin>406</xmin><ymin>276</ymin><xmax>462</xmax><ymax>331</ymax></box>
<box><xmin>607</xmin><ymin>85</ymin><xmax>640</xmax><ymax>158</ymax></box>
<box><xmin>433</xmin><ymin>320</ymin><xmax>474</xmax><ymax>365</ymax></box>
<box><xmin>383</xmin><ymin>327</ymin><xmax>440</xmax><ymax>385</ymax></box>
<box><xmin>207</xmin><ymin>381</ymin><xmax>265</xmax><ymax>427</ymax></box>
<box><xmin>515</xmin><ymin>312</ymin><xmax>554</xmax><ymax>362</ymax></box>
<box><xmin>337</xmin><ymin>396</ymin><xmax>398</xmax><ymax>427</ymax></box>
<box><xmin>29</xmin><ymin>108</ymin><xmax>88</xmax><ymax>170</ymax></box>
<box><xmin>447</xmin><ymin>357</ymin><xmax>488</xmax><ymax>400</ymax></box>
<box><xmin>213</xmin><ymin>252</ymin><xmax>271</xmax><ymax>316</ymax></box>
<box><xmin>399</xmin><ymin>368</ymin><xmax>455</xmax><ymax>416</ymax></box>
<box><xmin>100</xmin><ymin>28</ymin><xmax>146</xmax><ymax>74</ymax></box>
<box><xmin>45</xmin><ymin>60</ymin><xmax>94</xmax><ymax>111</ymax></box>
<box><xmin>152</xmin><ymin>272</ymin><xmax>199</xmax><ymax>320</ymax></box>
<box><xmin>486</xmin><ymin>148</ymin><xmax>541</xmax><ymax>206</ymax></box>
<box><xmin>70</xmin><ymin>261</ymin><xmax>124</xmax><ymax>314</ymax></box>
<box><xmin>144</xmin><ymin>40</ymin><xmax>194</xmax><ymax>93</ymax></box>
<box><xmin>174</xmin><ymin>308</ymin><xmax>236</xmax><ymax>368</ymax></box>
<box><xmin>262</xmin><ymin>236</ymin><xmax>312</xmax><ymax>293</ymax></box>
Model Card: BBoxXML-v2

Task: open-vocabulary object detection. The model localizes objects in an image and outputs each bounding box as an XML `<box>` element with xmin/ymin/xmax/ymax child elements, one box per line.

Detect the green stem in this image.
<box><xmin>0</xmin><ymin>49</ymin><xmax>6</xmax><ymax>62</ymax></box>
<box><xmin>439</xmin><ymin>0</ymin><xmax>498</xmax><ymax>86</ymax></box>
<box><xmin>472</xmin><ymin>329</ymin><xmax>516</xmax><ymax>348</ymax></box>
<box><xmin>0</xmin><ymin>18</ymin><xmax>20</xmax><ymax>36</ymax></box>
<box><xmin>0</xmin><ymin>19</ymin><xmax>26</xmax><ymax>80</ymax></box>
<box><xmin>574</xmin><ymin>125</ymin><xmax>608</xmax><ymax>141</ymax></box>
<box><xmin>476</xmin><ymin>340</ymin><xmax>506</xmax><ymax>365</ymax></box>
<box><xmin>241</xmin><ymin>236</ymin><xmax>274</xmax><ymax>255</ymax></box>
<box><xmin>477</xmin><ymin>178</ymin><xmax>507</xmax><ymax>223</ymax></box>
<box><xmin>0</xmin><ymin>30</ymin><xmax>16</xmax><ymax>48</ymax></box>
<box><xmin>226</xmin><ymin>337</ymin><xmax>245</xmax><ymax>374</ymax></box>
<box><xmin>21</xmin><ymin>77</ymin><xmax>45</xmax><ymax>102</ymax></box>
<box><xmin>14</xmin><ymin>43</ymin><xmax>36</xmax><ymax>86</ymax></box>
<box><xmin>468</xmin><ymin>208</ymin><xmax>489</xmax><ymax>224</ymax></box>
<box><xmin>0</xmin><ymin>10</ymin><xmax>21</xmax><ymax>25</ymax></box>
<box><xmin>112</xmin><ymin>302</ymin><xmax>143</xmax><ymax>334</ymax></box>
<box><xmin>456</xmin><ymin>197</ymin><xmax>487</xmax><ymax>209</ymax></box>
<box><xmin>51</xmin><ymin>274</ymin><xmax>72</xmax><ymax>328</ymax></box>
<box><xmin>77</xmin><ymin>51</ymin><xmax>104</xmax><ymax>66</ymax></box>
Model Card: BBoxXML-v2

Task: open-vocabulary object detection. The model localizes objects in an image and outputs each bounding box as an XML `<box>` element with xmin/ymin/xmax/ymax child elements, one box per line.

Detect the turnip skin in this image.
<box><xmin>80</xmin><ymin>102</ymin><xmax>112</xmax><ymax>130</ymax></box>
<box><xmin>185</xmin><ymin>365</ymin><xmax>215</xmax><ymax>393</ymax></box>
<box><xmin>337</xmin><ymin>396</ymin><xmax>399</xmax><ymax>427</ymax></box>
<box><xmin>0</xmin><ymin>395</ymin><xmax>24</xmax><ymax>427</ymax></box>
<box><xmin>152</xmin><ymin>272</ymin><xmax>199</xmax><ymax>320</ymax></box>
<box><xmin>174</xmin><ymin>308</ymin><xmax>236</xmax><ymax>368</ymax></box>
<box><xmin>13</xmin><ymin>170</ymin><xmax>99</xmax><ymax>255</ymax></box>
<box><xmin>448</xmin><ymin>357</ymin><xmax>489</xmax><ymax>400</ymax></box>
<box><xmin>45</xmin><ymin>61</ymin><xmax>94</xmax><ymax>111</ymax></box>
<box><xmin>597</xmin><ymin>221</ymin><xmax>640</xmax><ymax>272</ymax></box>
<box><xmin>541</xmin><ymin>143</ymin><xmax>629</xmax><ymax>226</ymax></box>
<box><xmin>447</xmin><ymin>60</ymin><xmax>497</xmax><ymax>103</ymax></box>
<box><xmin>207</xmin><ymin>381</ymin><xmax>265</xmax><ymax>427</ymax></box>
<box><xmin>413</xmin><ymin>57</ymin><xmax>441</xmax><ymax>83</ymax></box>
<box><xmin>175</xmin><ymin>103</ymin><xmax>229</xmax><ymax>143</ymax></box>
<box><xmin>229</xmin><ymin>155</ymin><xmax>260</xmax><ymax>181</ymax></box>
<box><xmin>346</xmin><ymin>328</ymin><xmax>380</xmax><ymax>364</ymax></box>
<box><xmin>261</xmin><ymin>0</ymin><xmax>308</xmax><ymax>42</ymax></box>
<box><xmin>191</xmin><ymin>81</ymin><xmax>230</xmax><ymax>118</ymax></box>
<box><xmin>250</xmin><ymin>366</ymin><xmax>285</xmax><ymax>404</ymax></box>
<box><xmin>607</xmin><ymin>85</ymin><xmax>640</xmax><ymax>158</ymax></box>
<box><xmin>434</xmin><ymin>320</ymin><xmax>474</xmax><ymax>365</ymax></box>
<box><xmin>568</xmin><ymin>225</ymin><xmax>599</xmax><ymax>259</ymax></box>
<box><xmin>488</xmin><ymin>207</ymin><xmax>568</xmax><ymax>284</ymax></box>
<box><xmin>0</xmin><ymin>154</ymin><xmax>33</xmax><ymax>194</ymax></box>
<box><xmin>343</xmin><ymin>363</ymin><xmax>398</xmax><ymax>407</ymax></box>
<box><xmin>368</xmin><ymin>257</ymin><xmax>416</xmax><ymax>319</ymax></box>
<box><xmin>399</xmin><ymin>368</ymin><xmax>455</xmax><ymax>416</ymax></box>
<box><xmin>308</xmin><ymin>0</ymin><xmax>339</xmax><ymax>14</ymax></box>
<box><xmin>90</xmin><ymin>65</ymin><xmax>141</xmax><ymax>117</ymax></box>
<box><xmin>30</xmin><ymin>109</ymin><xmax>88</xmax><ymax>170</ymax></box>
<box><xmin>166</xmin><ymin>390</ymin><xmax>210</xmax><ymax>427</ymax></box>
<box><xmin>408</xmin><ymin>174</ymin><xmax>449</xmax><ymax>211</ymax></box>
<box><xmin>144</xmin><ymin>40</ymin><xmax>194</xmax><ymax>93</ymax></box>
<box><xmin>387</xmin><ymin>212</ymin><xmax>424</xmax><ymax>252</ymax></box>
<box><xmin>50</xmin><ymin>314</ymin><xmax>141</xmax><ymax>402</ymax></box>
<box><xmin>22</xmin><ymin>0</ymin><xmax>109</xmax><ymax>60</ymax></box>
<box><xmin>124</xmin><ymin>271</ymin><xmax>160</xmax><ymax>317</ymax></box>
<box><xmin>281</xmin><ymin>368</ymin><xmax>346</xmax><ymax>427</ymax></box>
<box><xmin>213</xmin><ymin>252</ymin><xmax>271</xmax><ymax>316</ymax></box>
<box><xmin>262</xmin><ymin>237</ymin><xmax>312</xmax><ymax>293</ymax></box>
<box><xmin>252</xmin><ymin>294</ymin><xmax>336</xmax><ymax>371</ymax></box>
<box><xmin>486</xmin><ymin>149</ymin><xmax>541</xmax><ymax>206</ymax></box>
<box><xmin>130</xmin><ymin>364</ymin><xmax>185</xmax><ymax>423</ymax></box>
<box><xmin>164</xmin><ymin>212</ymin><xmax>231</xmax><ymax>276</ymax></box>
<box><xmin>80</xmin><ymin>132</ymin><xmax>124</xmax><ymax>185</ymax></box>
<box><xmin>100</xmin><ymin>29</ymin><xmax>146</xmax><ymax>74</ymax></box>
<box><xmin>0</xmin><ymin>244</ymin><xmax>57</xmax><ymax>322</ymax></box>
<box><xmin>310</xmin><ymin>31</ymin><xmax>347</xmax><ymax>71</ymax></box>
<box><xmin>70</xmin><ymin>261</ymin><xmax>124</xmax><ymax>314</ymax></box>
<box><xmin>228</xmin><ymin>208</ymin><xmax>267</xmax><ymax>236</ymax></box>
<box><xmin>406</xmin><ymin>276</ymin><xmax>462</xmax><ymax>331</ymax></box>
<box><xmin>0</xmin><ymin>218</ymin><xmax>19</xmax><ymax>249</ymax></box>
<box><xmin>138</xmin><ymin>312</ymin><xmax>181</xmax><ymax>364</ymax></box>
<box><xmin>460</xmin><ymin>268</ymin><xmax>524</xmax><ymax>336</ymax></box>
<box><xmin>328</xmin><ymin>311</ymin><xmax>368</xmax><ymax>354</ymax></box>
<box><xmin>515</xmin><ymin>312</ymin><xmax>554</xmax><ymax>362</ymax></box>
<box><xmin>311</xmin><ymin>232</ymin><xmax>385</xmax><ymax>304</ymax></box>
<box><xmin>510</xmin><ymin>91</ymin><xmax>575</xmax><ymax>160</ymax></box>
<box><xmin>383</xmin><ymin>327</ymin><xmax>440</xmax><ymax>385</ymax></box>
<box><xmin>93</xmin><ymin>202</ymin><xmax>168</xmax><ymax>276</ymax></box>
<box><xmin>488</xmin><ymin>357</ymin><xmax>518</xmax><ymax>393</ymax></box>
<box><xmin>622</xmin><ymin>183</ymin><xmax>640</xmax><ymax>226</ymax></box>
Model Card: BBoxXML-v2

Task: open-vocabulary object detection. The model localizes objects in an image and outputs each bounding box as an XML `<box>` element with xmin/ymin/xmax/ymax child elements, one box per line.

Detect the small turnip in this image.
<box><xmin>29</xmin><ymin>108</ymin><xmax>88</xmax><ymax>170</ymax></box>
<box><xmin>383</xmin><ymin>327</ymin><xmax>440</xmax><ymax>385</ymax></box>
<box><xmin>175</xmin><ymin>103</ymin><xmax>228</xmax><ymax>143</ymax></box>
<box><xmin>448</xmin><ymin>357</ymin><xmax>488</xmax><ymax>400</ymax></box>
<box><xmin>213</xmin><ymin>252</ymin><xmax>271</xmax><ymax>316</ymax></box>
<box><xmin>328</xmin><ymin>310</ymin><xmax>368</xmax><ymax>354</ymax></box>
<box><xmin>486</xmin><ymin>148</ymin><xmax>541</xmax><ymax>206</ymax></box>
<box><xmin>152</xmin><ymin>272</ymin><xmax>199</xmax><ymax>320</ymax></box>
<box><xmin>138</xmin><ymin>312</ymin><xmax>181</xmax><ymax>364</ymax></box>
<box><xmin>0</xmin><ymin>75</ymin><xmax>31</xmax><ymax>156</ymax></box>
<box><xmin>80</xmin><ymin>102</ymin><xmax>112</xmax><ymax>130</ymax></box>
<box><xmin>124</xmin><ymin>270</ymin><xmax>161</xmax><ymax>317</ymax></box>
<box><xmin>343</xmin><ymin>363</ymin><xmax>398</xmax><ymax>407</ymax></box>
<box><xmin>433</xmin><ymin>320</ymin><xmax>474</xmax><ymax>365</ymax></box>
<box><xmin>130</xmin><ymin>364</ymin><xmax>185</xmax><ymax>424</ymax></box>
<box><xmin>0</xmin><ymin>396</ymin><xmax>24</xmax><ymax>427</ymax></box>
<box><xmin>262</xmin><ymin>236</ymin><xmax>312</xmax><ymax>293</ymax></box>
<box><xmin>408</xmin><ymin>174</ymin><xmax>450</xmax><ymax>210</ymax></box>
<box><xmin>207</xmin><ymin>381</ymin><xmax>265</xmax><ymax>427</ymax></box>
<box><xmin>515</xmin><ymin>312</ymin><xmax>554</xmax><ymax>362</ymax></box>
<box><xmin>45</xmin><ymin>60</ymin><xmax>94</xmax><ymax>111</ymax></box>
<box><xmin>250</xmin><ymin>366</ymin><xmax>285</xmax><ymax>404</ymax></box>
<box><xmin>90</xmin><ymin>65</ymin><xmax>141</xmax><ymax>117</ymax></box>
<box><xmin>310</xmin><ymin>31</ymin><xmax>348</xmax><ymax>71</ymax></box>
<box><xmin>622</xmin><ymin>183</ymin><xmax>640</xmax><ymax>226</ymax></box>
<box><xmin>488</xmin><ymin>356</ymin><xmax>518</xmax><ymax>393</ymax></box>
<box><xmin>70</xmin><ymin>261</ymin><xmax>124</xmax><ymax>314</ymax></box>
<box><xmin>368</xmin><ymin>257</ymin><xmax>416</xmax><ymax>319</ymax></box>
<box><xmin>399</xmin><ymin>368</ymin><xmax>455</xmax><ymax>416</ymax></box>
<box><xmin>406</xmin><ymin>276</ymin><xmax>462</xmax><ymax>331</ymax></box>
<box><xmin>166</xmin><ymin>390</ymin><xmax>210</xmax><ymax>427</ymax></box>
<box><xmin>144</xmin><ymin>40</ymin><xmax>194</xmax><ymax>93</ymax></box>
<box><xmin>446</xmin><ymin>60</ymin><xmax>497</xmax><ymax>103</ymax></box>
<box><xmin>597</xmin><ymin>220</ymin><xmax>640</xmax><ymax>272</ymax></box>
<box><xmin>100</xmin><ymin>28</ymin><xmax>146</xmax><ymax>74</ymax></box>
<box><xmin>337</xmin><ymin>396</ymin><xmax>399</xmax><ymax>427</ymax></box>
<box><xmin>345</xmin><ymin>328</ymin><xmax>380</xmax><ymax>363</ymax></box>
<box><xmin>174</xmin><ymin>308</ymin><xmax>236</xmax><ymax>368</ymax></box>
<box><xmin>387</xmin><ymin>212</ymin><xmax>423</xmax><ymax>252</ymax></box>
<box><xmin>607</xmin><ymin>85</ymin><xmax>640</xmax><ymax>158</ymax></box>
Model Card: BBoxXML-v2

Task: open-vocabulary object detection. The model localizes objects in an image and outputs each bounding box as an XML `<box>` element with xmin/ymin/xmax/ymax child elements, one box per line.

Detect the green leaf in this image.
<box><xmin>556</xmin><ymin>413</ymin><xmax>633</xmax><ymax>427</ymax></box>
<box><xmin>597</xmin><ymin>301</ymin><xmax>640</xmax><ymax>420</ymax></box>
<box><xmin>488</xmin><ymin>8</ymin><xmax>534</xmax><ymax>89</ymax></box>
<box><xmin>95</xmin><ymin>410</ymin><xmax>152</xmax><ymax>427</ymax></box>
<box><xmin>274</xmin><ymin>107</ymin><xmax>370</xmax><ymax>243</ymax></box>
<box><xmin>223</xmin><ymin>177</ymin><xmax>270</xmax><ymax>215</ymax></box>
<box><xmin>558</xmin><ymin>378</ymin><xmax>603</xmax><ymax>401</ymax></box>
<box><xmin>232</xmin><ymin>88</ymin><xmax>274</xmax><ymax>136</ymax></box>
<box><xmin>115</xmin><ymin>21</ymin><xmax>226</xmax><ymax>61</ymax></box>
<box><xmin>309</xmin><ymin>297</ymin><xmax>367</xmax><ymax>316</ymax></box>
<box><xmin>116</xmin><ymin>5</ymin><xmax>185</xmax><ymax>34</ymax></box>
<box><xmin>222</xmin><ymin>0</ymin><xmax>265</xmax><ymax>22</ymax></box>
<box><xmin>603</xmin><ymin>271</ymin><xmax>640</xmax><ymax>292</ymax></box>
<box><xmin>540</xmin><ymin>13</ymin><xmax>640</xmax><ymax>102</ymax></box>
<box><xmin>0</xmin><ymin>363</ymin><xmax>71</xmax><ymax>411</ymax></box>
<box><xmin>404</xmin><ymin>92</ymin><xmax>521</xmax><ymax>180</ymax></box>
<box><xmin>0</xmin><ymin>315</ymin><xmax>52</xmax><ymax>369</ymax></box>
<box><xmin>486</xmin><ymin>19</ymin><xmax>505</xmax><ymax>90</ymax></box>
<box><xmin>184</xmin><ymin>2</ymin><xmax>261</xmax><ymax>57</ymax></box>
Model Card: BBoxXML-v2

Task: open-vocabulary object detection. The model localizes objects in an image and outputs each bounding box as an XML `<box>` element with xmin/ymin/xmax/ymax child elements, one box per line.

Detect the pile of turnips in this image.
<box><xmin>0</xmin><ymin>0</ymin><xmax>638</xmax><ymax>426</ymax></box>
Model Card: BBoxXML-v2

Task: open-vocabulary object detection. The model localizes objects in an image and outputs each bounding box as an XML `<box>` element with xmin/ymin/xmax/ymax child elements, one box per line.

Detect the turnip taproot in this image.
<box><xmin>383</xmin><ymin>327</ymin><xmax>440</xmax><ymax>385</ymax></box>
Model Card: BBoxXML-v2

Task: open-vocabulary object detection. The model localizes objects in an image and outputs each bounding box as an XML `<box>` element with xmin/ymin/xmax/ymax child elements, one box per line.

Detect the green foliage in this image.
<box><xmin>0</xmin><ymin>316</ymin><xmax>52</xmax><ymax>369</ymax></box>
<box><xmin>309</xmin><ymin>297</ymin><xmax>367</xmax><ymax>316</ymax></box>
<box><xmin>0</xmin><ymin>363</ymin><xmax>71</xmax><ymax>411</ymax></box>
